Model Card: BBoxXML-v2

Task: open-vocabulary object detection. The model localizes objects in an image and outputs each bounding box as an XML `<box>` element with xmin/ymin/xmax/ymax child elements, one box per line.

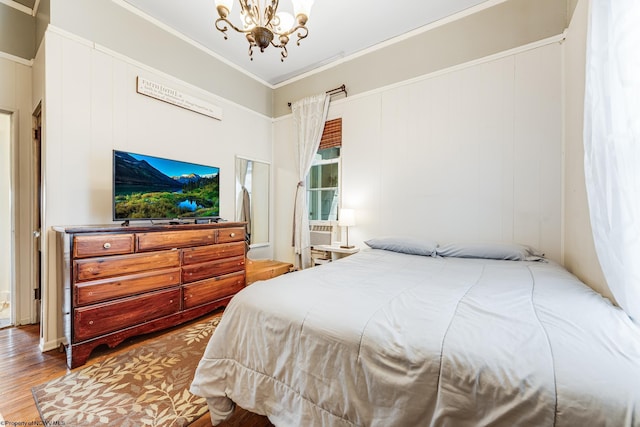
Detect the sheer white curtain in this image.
<box><xmin>291</xmin><ymin>93</ymin><xmax>330</xmax><ymax>269</ymax></box>
<box><xmin>584</xmin><ymin>0</ymin><xmax>640</xmax><ymax>322</ymax></box>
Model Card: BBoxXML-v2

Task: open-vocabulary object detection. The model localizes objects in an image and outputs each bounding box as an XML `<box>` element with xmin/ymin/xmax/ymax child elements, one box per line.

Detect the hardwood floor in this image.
<box><xmin>0</xmin><ymin>313</ymin><xmax>273</xmax><ymax>426</ymax></box>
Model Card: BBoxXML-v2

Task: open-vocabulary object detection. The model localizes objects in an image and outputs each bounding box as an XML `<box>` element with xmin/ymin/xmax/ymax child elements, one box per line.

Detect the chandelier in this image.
<box><xmin>213</xmin><ymin>0</ymin><xmax>314</xmax><ymax>62</ymax></box>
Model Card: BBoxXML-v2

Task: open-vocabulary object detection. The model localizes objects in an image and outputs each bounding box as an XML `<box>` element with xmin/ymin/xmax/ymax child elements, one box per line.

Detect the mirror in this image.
<box><xmin>235</xmin><ymin>156</ymin><xmax>270</xmax><ymax>247</ymax></box>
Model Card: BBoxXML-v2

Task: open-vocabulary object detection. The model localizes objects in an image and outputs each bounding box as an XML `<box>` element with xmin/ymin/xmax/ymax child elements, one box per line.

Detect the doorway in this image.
<box><xmin>0</xmin><ymin>112</ymin><xmax>13</xmax><ymax>328</ymax></box>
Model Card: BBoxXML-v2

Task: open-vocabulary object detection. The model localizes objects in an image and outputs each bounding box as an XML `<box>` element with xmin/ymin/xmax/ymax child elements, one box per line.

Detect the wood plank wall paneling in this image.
<box><xmin>326</xmin><ymin>43</ymin><xmax>562</xmax><ymax>262</ymax></box>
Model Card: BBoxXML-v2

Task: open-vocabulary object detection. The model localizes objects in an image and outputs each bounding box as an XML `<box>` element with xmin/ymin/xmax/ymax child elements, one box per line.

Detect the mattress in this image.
<box><xmin>190</xmin><ymin>249</ymin><xmax>640</xmax><ymax>426</ymax></box>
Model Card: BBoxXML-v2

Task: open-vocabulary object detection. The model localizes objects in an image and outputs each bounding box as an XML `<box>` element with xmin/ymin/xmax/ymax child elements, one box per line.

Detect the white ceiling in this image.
<box><xmin>122</xmin><ymin>0</ymin><xmax>492</xmax><ymax>87</ymax></box>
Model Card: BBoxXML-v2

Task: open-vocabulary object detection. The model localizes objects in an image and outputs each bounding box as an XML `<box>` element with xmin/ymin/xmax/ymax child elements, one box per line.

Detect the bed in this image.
<box><xmin>190</xmin><ymin>239</ymin><xmax>640</xmax><ymax>426</ymax></box>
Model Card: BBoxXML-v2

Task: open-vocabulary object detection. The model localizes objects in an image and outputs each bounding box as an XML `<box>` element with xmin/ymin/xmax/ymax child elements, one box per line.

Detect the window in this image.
<box><xmin>307</xmin><ymin>118</ymin><xmax>342</xmax><ymax>222</ymax></box>
<box><xmin>308</xmin><ymin>147</ymin><xmax>340</xmax><ymax>221</ymax></box>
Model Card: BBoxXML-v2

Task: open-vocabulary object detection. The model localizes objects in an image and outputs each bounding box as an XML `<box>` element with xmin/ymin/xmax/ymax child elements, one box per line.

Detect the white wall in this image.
<box><xmin>274</xmin><ymin>41</ymin><xmax>563</xmax><ymax>264</ymax></box>
<box><xmin>41</xmin><ymin>29</ymin><xmax>273</xmax><ymax>350</ymax></box>
<box><xmin>50</xmin><ymin>0</ymin><xmax>272</xmax><ymax>117</ymax></box>
<box><xmin>562</xmin><ymin>0</ymin><xmax>611</xmax><ymax>300</ymax></box>
<box><xmin>273</xmin><ymin>0</ymin><xmax>568</xmax><ymax>118</ymax></box>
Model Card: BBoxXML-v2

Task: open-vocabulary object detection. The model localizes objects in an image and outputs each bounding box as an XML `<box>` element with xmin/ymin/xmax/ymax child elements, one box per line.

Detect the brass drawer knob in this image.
<box><xmin>103</xmin><ymin>242</ymin><xmax>111</xmax><ymax>249</ymax></box>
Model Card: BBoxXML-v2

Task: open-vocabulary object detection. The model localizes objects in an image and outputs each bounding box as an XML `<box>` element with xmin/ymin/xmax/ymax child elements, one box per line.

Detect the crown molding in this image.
<box><xmin>273</xmin><ymin>32</ymin><xmax>565</xmax><ymax>121</ymax></box>
<box><xmin>0</xmin><ymin>0</ymin><xmax>33</xmax><ymax>15</ymax></box>
<box><xmin>111</xmin><ymin>0</ymin><xmax>274</xmax><ymax>89</ymax></box>
<box><xmin>273</xmin><ymin>0</ymin><xmax>510</xmax><ymax>88</ymax></box>
<box><xmin>111</xmin><ymin>0</ymin><xmax>513</xmax><ymax>90</ymax></box>
<box><xmin>46</xmin><ymin>24</ymin><xmax>273</xmax><ymax>121</ymax></box>
<box><xmin>0</xmin><ymin>50</ymin><xmax>33</xmax><ymax>66</ymax></box>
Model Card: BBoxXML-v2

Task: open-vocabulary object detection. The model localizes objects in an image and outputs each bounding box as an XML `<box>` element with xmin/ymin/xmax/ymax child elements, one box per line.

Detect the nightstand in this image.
<box><xmin>311</xmin><ymin>245</ymin><xmax>360</xmax><ymax>265</ymax></box>
<box><xmin>246</xmin><ymin>259</ymin><xmax>294</xmax><ymax>284</ymax></box>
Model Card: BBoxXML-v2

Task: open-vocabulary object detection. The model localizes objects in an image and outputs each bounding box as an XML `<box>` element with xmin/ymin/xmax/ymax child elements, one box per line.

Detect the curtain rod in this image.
<box><xmin>287</xmin><ymin>84</ymin><xmax>347</xmax><ymax>108</ymax></box>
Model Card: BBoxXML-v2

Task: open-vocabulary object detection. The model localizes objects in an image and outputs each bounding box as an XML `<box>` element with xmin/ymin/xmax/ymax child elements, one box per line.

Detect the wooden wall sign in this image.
<box><xmin>136</xmin><ymin>76</ymin><xmax>223</xmax><ymax>121</ymax></box>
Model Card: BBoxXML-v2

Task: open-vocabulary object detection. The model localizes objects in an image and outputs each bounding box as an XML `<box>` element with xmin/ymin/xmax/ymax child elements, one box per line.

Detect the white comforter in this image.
<box><xmin>190</xmin><ymin>249</ymin><xmax>640</xmax><ymax>426</ymax></box>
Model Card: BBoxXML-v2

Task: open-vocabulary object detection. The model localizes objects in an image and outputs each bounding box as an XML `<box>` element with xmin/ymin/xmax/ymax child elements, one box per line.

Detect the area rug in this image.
<box><xmin>32</xmin><ymin>315</ymin><xmax>221</xmax><ymax>427</ymax></box>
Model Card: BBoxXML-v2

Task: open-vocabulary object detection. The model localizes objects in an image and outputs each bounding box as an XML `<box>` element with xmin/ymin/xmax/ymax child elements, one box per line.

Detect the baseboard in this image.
<box><xmin>39</xmin><ymin>336</ymin><xmax>66</xmax><ymax>353</ymax></box>
<box><xmin>15</xmin><ymin>316</ymin><xmax>34</xmax><ymax>326</ymax></box>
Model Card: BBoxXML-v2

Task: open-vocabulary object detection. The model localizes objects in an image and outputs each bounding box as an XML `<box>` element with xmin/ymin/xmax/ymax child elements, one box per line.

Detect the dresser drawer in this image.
<box><xmin>181</xmin><ymin>242</ymin><xmax>245</xmax><ymax>265</ymax></box>
<box><xmin>74</xmin><ymin>267</ymin><xmax>181</xmax><ymax>306</ymax></box>
<box><xmin>73</xmin><ymin>288</ymin><xmax>181</xmax><ymax>342</ymax></box>
<box><xmin>183</xmin><ymin>272</ymin><xmax>245</xmax><ymax>309</ymax></box>
<box><xmin>217</xmin><ymin>227</ymin><xmax>245</xmax><ymax>243</ymax></box>
<box><xmin>182</xmin><ymin>255</ymin><xmax>245</xmax><ymax>283</ymax></box>
<box><xmin>136</xmin><ymin>229</ymin><xmax>216</xmax><ymax>251</ymax></box>
<box><xmin>73</xmin><ymin>234</ymin><xmax>134</xmax><ymax>258</ymax></box>
<box><xmin>74</xmin><ymin>250</ymin><xmax>180</xmax><ymax>282</ymax></box>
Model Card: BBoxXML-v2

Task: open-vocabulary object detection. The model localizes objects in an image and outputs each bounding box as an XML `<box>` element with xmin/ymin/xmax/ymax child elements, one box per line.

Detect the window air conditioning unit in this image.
<box><xmin>310</xmin><ymin>224</ymin><xmax>332</xmax><ymax>246</ymax></box>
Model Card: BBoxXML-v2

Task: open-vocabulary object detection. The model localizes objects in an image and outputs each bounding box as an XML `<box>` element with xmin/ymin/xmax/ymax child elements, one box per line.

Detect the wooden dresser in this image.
<box><xmin>54</xmin><ymin>222</ymin><xmax>247</xmax><ymax>368</ymax></box>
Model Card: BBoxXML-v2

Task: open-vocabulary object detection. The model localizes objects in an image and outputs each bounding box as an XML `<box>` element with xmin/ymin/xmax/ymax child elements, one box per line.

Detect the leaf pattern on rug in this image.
<box><xmin>32</xmin><ymin>315</ymin><xmax>221</xmax><ymax>427</ymax></box>
<box><xmin>183</xmin><ymin>317</ymin><xmax>219</xmax><ymax>345</ymax></box>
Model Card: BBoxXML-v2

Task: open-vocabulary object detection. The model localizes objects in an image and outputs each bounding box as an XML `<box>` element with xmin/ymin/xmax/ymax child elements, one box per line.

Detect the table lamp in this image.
<box><xmin>338</xmin><ymin>208</ymin><xmax>355</xmax><ymax>249</ymax></box>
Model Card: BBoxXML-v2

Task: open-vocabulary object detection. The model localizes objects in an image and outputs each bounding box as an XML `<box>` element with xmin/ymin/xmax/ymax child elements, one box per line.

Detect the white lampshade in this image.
<box><xmin>215</xmin><ymin>0</ymin><xmax>234</xmax><ymax>12</ymax></box>
<box><xmin>338</xmin><ymin>209</ymin><xmax>355</xmax><ymax>227</ymax></box>
<box><xmin>275</xmin><ymin>12</ymin><xmax>294</xmax><ymax>32</ymax></box>
<box><xmin>291</xmin><ymin>0</ymin><xmax>314</xmax><ymax>18</ymax></box>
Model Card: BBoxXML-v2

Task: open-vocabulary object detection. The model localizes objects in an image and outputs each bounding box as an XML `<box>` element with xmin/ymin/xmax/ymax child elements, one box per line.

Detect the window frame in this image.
<box><xmin>307</xmin><ymin>150</ymin><xmax>341</xmax><ymax>224</ymax></box>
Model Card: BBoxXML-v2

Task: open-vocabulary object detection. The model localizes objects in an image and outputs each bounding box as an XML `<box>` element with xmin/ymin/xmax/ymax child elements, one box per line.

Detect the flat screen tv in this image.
<box><xmin>113</xmin><ymin>150</ymin><xmax>220</xmax><ymax>221</ymax></box>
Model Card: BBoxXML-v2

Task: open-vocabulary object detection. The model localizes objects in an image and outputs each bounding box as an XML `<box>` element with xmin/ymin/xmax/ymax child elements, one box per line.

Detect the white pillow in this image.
<box><xmin>436</xmin><ymin>242</ymin><xmax>545</xmax><ymax>261</ymax></box>
<box><xmin>364</xmin><ymin>237</ymin><xmax>438</xmax><ymax>257</ymax></box>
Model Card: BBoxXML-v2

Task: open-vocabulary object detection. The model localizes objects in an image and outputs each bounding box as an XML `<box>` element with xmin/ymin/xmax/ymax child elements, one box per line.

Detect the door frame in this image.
<box><xmin>1</xmin><ymin>108</ymin><xmax>17</xmax><ymax>327</ymax></box>
<box><xmin>32</xmin><ymin>105</ymin><xmax>42</xmax><ymax>326</ymax></box>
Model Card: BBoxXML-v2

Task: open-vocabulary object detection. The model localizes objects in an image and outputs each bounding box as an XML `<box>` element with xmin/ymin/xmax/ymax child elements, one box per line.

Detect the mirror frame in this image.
<box><xmin>235</xmin><ymin>155</ymin><xmax>270</xmax><ymax>248</ymax></box>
